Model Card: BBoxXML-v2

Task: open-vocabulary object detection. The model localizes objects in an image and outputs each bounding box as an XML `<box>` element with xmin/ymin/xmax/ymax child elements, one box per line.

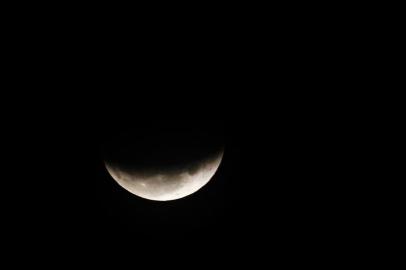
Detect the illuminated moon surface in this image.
<box><xmin>105</xmin><ymin>150</ymin><xmax>223</xmax><ymax>201</ymax></box>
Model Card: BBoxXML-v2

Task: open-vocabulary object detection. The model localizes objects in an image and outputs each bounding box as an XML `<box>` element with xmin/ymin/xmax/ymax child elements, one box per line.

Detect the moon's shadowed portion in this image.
<box><xmin>101</xmin><ymin>127</ymin><xmax>224</xmax><ymax>200</ymax></box>
<box><xmin>102</xmin><ymin>128</ymin><xmax>224</xmax><ymax>177</ymax></box>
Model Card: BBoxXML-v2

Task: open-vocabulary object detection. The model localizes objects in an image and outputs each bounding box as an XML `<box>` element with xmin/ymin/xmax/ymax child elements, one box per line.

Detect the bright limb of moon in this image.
<box><xmin>105</xmin><ymin>150</ymin><xmax>224</xmax><ymax>201</ymax></box>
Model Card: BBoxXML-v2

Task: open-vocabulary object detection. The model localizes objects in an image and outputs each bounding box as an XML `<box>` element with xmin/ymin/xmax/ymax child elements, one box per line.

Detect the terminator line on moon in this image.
<box><xmin>104</xmin><ymin>149</ymin><xmax>224</xmax><ymax>201</ymax></box>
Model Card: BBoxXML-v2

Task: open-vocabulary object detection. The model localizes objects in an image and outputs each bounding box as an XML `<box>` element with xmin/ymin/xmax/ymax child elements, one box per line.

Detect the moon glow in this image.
<box><xmin>105</xmin><ymin>150</ymin><xmax>223</xmax><ymax>201</ymax></box>
<box><xmin>103</xmin><ymin>130</ymin><xmax>224</xmax><ymax>201</ymax></box>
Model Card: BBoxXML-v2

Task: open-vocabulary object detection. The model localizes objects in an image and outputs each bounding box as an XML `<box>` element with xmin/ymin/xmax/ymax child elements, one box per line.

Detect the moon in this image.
<box><xmin>102</xmin><ymin>130</ymin><xmax>224</xmax><ymax>201</ymax></box>
<box><xmin>105</xmin><ymin>150</ymin><xmax>223</xmax><ymax>201</ymax></box>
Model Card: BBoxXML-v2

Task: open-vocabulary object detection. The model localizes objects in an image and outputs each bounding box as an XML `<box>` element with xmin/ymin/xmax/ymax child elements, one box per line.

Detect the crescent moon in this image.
<box><xmin>105</xmin><ymin>150</ymin><xmax>224</xmax><ymax>201</ymax></box>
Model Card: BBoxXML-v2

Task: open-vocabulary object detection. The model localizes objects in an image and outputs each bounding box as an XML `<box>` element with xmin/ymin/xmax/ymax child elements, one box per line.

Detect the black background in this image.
<box><xmin>1</xmin><ymin>20</ymin><xmax>348</xmax><ymax>264</ymax></box>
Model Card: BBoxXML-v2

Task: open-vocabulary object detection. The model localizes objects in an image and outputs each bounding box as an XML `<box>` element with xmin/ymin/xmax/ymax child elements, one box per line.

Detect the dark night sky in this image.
<box><xmin>1</xmin><ymin>31</ymin><xmax>345</xmax><ymax>264</ymax></box>
<box><xmin>5</xmin><ymin>79</ymin><xmax>329</xmax><ymax>255</ymax></box>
